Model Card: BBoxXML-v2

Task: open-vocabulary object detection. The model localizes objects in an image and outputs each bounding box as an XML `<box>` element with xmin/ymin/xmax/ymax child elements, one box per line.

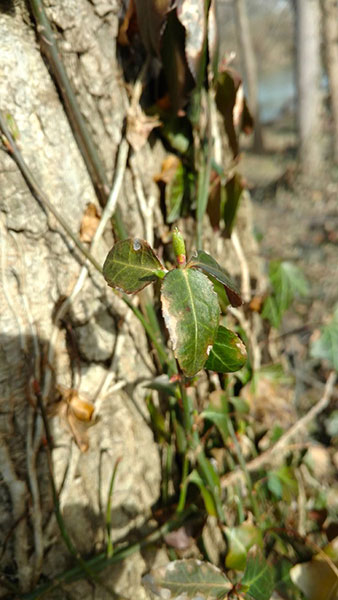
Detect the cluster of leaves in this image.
<box><xmin>102</xmin><ymin>232</ymin><xmax>338</xmax><ymax>600</ymax></box>
<box><xmin>118</xmin><ymin>0</ymin><xmax>252</xmax><ymax>236</ymax></box>
<box><xmin>109</xmin><ymin>4</ymin><xmax>338</xmax><ymax>600</ymax></box>
<box><xmin>143</xmin><ymin>553</ymin><xmax>274</xmax><ymax>600</ymax></box>
<box><xmin>103</xmin><ymin>232</ymin><xmax>246</xmax><ymax>377</ymax></box>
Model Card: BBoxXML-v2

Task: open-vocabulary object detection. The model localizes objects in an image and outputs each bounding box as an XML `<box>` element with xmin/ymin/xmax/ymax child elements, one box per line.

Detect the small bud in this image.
<box><xmin>172</xmin><ymin>228</ymin><xmax>186</xmax><ymax>267</ymax></box>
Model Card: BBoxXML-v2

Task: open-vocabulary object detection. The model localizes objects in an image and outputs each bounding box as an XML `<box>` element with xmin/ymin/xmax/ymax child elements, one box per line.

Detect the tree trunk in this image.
<box><xmin>322</xmin><ymin>0</ymin><xmax>338</xmax><ymax>164</ymax></box>
<box><xmin>0</xmin><ymin>2</ymin><xmax>263</xmax><ymax>598</ymax></box>
<box><xmin>233</xmin><ymin>0</ymin><xmax>264</xmax><ymax>152</ymax></box>
<box><xmin>295</xmin><ymin>0</ymin><xmax>324</xmax><ymax>178</ymax></box>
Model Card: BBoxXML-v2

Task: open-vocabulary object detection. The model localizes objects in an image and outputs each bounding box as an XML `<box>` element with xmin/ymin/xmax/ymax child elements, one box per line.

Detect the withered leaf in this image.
<box><xmin>80</xmin><ymin>203</ymin><xmax>101</xmax><ymax>243</ymax></box>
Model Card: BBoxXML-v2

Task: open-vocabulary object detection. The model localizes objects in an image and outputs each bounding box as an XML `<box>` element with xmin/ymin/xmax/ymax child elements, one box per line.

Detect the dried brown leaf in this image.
<box><xmin>79</xmin><ymin>203</ymin><xmax>101</xmax><ymax>242</ymax></box>
<box><xmin>127</xmin><ymin>104</ymin><xmax>161</xmax><ymax>152</ymax></box>
<box><xmin>153</xmin><ymin>154</ymin><xmax>181</xmax><ymax>184</ymax></box>
<box><xmin>118</xmin><ymin>0</ymin><xmax>138</xmax><ymax>46</ymax></box>
<box><xmin>55</xmin><ymin>387</ymin><xmax>95</xmax><ymax>452</ymax></box>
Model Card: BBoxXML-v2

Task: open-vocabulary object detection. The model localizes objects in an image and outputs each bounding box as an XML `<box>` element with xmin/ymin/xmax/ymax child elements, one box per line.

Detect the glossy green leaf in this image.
<box><xmin>188</xmin><ymin>250</ymin><xmax>242</xmax><ymax>307</ymax></box>
<box><xmin>103</xmin><ymin>238</ymin><xmax>165</xmax><ymax>294</ymax></box>
<box><xmin>262</xmin><ymin>261</ymin><xmax>309</xmax><ymax>328</ymax></box>
<box><xmin>142</xmin><ymin>559</ymin><xmax>232</xmax><ymax>599</ymax></box>
<box><xmin>225</xmin><ymin>524</ymin><xmax>263</xmax><ymax>570</ymax></box>
<box><xmin>161</xmin><ymin>268</ymin><xmax>219</xmax><ymax>376</ymax></box>
<box><xmin>310</xmin><ymin>305</ymin><xmax>338</xmax><ymax>371</ymax></box>
<box><xmin>223</xmin><ymin>173</ymin><xmax>244</xmax><ymax>238</ymax></box>
<box><xmin>241</xmin><ymin>552</ymin><xmax>274</xmax><ymax>600</ymax></box>
<box><xmin>205</xmin><ymin>325</ymin><xmax>247</xmax><ymax>373</ymax></box>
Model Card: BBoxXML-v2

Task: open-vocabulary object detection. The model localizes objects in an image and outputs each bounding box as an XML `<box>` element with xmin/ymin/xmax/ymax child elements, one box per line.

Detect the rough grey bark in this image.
<box><xmin>0</xmin><ymin>3</ymin><xmax>162</xmax><ymax>597</ymax></box>
<box><xmin>295</xmin><ymin>0</ymin><xmax>324</xmax><ymax>178</ymax></box>
<box><xmin>322</xmin><ymin>0</ymin><xmax>338</xmax><ymax>164</ymax></box>
<box><xmin>233</xmin><ymin>0</ymin><xmax>263</xmax><ymax>152</ymax></box>
<box><xmin>0</xmin><ymin>1</ymin><xmax>263</xmax><ymax>598</ymax></box>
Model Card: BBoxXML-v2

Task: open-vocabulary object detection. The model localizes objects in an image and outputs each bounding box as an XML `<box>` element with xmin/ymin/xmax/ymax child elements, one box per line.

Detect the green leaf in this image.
<box><xmin>188</xmin><ymin>250</ymin><xmax>242</xmax><ymax>307</ymax></box>
<box><xmin>275</xmin><ymin>465</ymin><xmax>298</xmax><ymax>502</ymax></box>
<box><xmin>223</xmin><ymin>173</ymin><xmax>244</xmax><ymax>238</ymax></box>
<box><xmin>262</xmin><ymin>261</ymin><xmax>309</xmax><ymax>328</ymax></box>
<box><xmin>215</xmin><ymin>69</ymin><xmax>240</xmax><ymax>157</ymax></box>
<box><xmin>267</xmin><ymin>472</ymin><xmax>283</xmax><ymax>499</ymax></box>
<box><xmin>161</xmin><ymin>116</ymin><xmax>193</xmax><ymax>155</ymax></box>
<box><xmin>161</xmin><ymin>268</ymin><xmax>220</xmax><ymax>377</ymax></box>
<box><xmin>166</xmin><ymin>162</ymin><xmax>185</xmax><ymax>223</ymax></box>
<box><xmin>310</xmin><ymin>306</ymin><xmax>338</xmax><ymax>371</ymax></box>
<box><xmin>142</xmin><ymin>559</ymin><xmax>232</xmax><ymax>599</ymax></box>
<box><xmin>103</xmin><ymin>238</ymin><xmax>165</xmax><ymax>294</ymax></box>
<box><xmin>273</xmin><ymin>558</ymin><xmax>297</xmax><ymax>598</ymax></box>
<box><xmin>143</xmin><ymin>375</ymin><xmax>177</xmax><ymax>398</ymax></box>
<box><xmin>188</xmin><ymin>469</ymin><xmax>217</xmax><ymax>517</ymax></box>
<box><xmin>201</xmin><ymin>400</ymin><xmax>229</xmax><ymax>445</ymax></box>
<box><xmin>225</xmin><ymin>524</ymin><xmax>263</xmax><ymax>571</ymax></box>
<box><xmin>134</xmin><ymin>0</ymin><xmax>171</xmax><ymax>56</ymax></box>
<box><xmin>204</xmin><ymin>325</ymin><xmax>247</xmax><ymax>373</ymax></box>
<box><xmin>241</xmin><ymin>552</ymin><xmax>274</xmax><ymax>600</ymax></box>
<box><xmin>161</xmin><ymin>11</ymin><xmax>195</xmax><ymax>113</ymax></box>
<box><xmin>145</xmin><ymin>395</ymin><xmax>169</xmax><ymax>443</ymax></box>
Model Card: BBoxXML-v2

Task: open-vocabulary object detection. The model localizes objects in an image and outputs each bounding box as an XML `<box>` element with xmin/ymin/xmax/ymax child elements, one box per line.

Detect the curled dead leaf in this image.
<box><xmin>55</xmin><ymin>386</ymin><xmax>95</xmax><ymax>452</ymax></box>
<box><xmin>80</xmin><ymin>203</ymin><xmax>101</xmax><ymax>243</ymax></box>
<box><xmin>127</xmin><ymin>103</ymin><xmax>161</xmax><ymax>152</ymax></box>
<box><xmin>118</xmin><ymin>0</ymin><xmax>138</xmax><ymax>46</ymax></box>
<box><xmin>153</xmin><ymin>154</ymin><xmax>181</xmax><ymax>184</ymax></box>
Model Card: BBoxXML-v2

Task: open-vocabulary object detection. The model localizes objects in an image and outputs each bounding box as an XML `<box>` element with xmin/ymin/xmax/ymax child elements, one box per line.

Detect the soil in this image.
<box><xmin>240</xmin><ymin>114</ymin><xmax>338</xmax><ymax>332</ymax></box>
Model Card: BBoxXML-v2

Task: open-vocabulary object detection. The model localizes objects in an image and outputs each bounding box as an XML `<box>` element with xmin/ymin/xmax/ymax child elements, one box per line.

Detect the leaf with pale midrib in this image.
<box><xmin>142</xmin><ymin>559</ymin><xmax>232</xmax><ymax>599</ymax></box>
<box><xmin>103</xmin><ymin>238</ymin><xmax>165</xmax><ymax>294</ymax></box>
<box><xmin>241</xmin><ymin>553</ymin><xmax>274</xmax><ymax>600</ymax></box>
<box><xmin>161</xmin><ymin>268</ymin><xmax>219</xmax><ymax>376</ymax></box>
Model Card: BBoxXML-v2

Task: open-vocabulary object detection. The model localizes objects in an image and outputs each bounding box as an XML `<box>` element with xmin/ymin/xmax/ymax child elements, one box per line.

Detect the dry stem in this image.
<box><xmin>221</xmin><ymin>372</ymin><xmax>336</xmax><ymax>489</ymax></box>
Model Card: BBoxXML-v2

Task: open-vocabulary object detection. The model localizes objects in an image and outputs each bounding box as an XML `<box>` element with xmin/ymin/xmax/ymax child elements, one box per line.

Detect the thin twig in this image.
<box><xmin>231</xmin><ymin>229</ymin><xmax>251</xmax><ymax>302</ymax></box>
<box><xmin>0</xmin><ymin>224</ymin><xmax>44</xmax><ymax>586</ymax></box>
<box><xmin>0</xmin><ymin>111</ymin><xmax>102</xmax><ymax>273</ymax></box>
<box><xmin>0</xmin><ymin>220</ymin><xmax>26</xmax><ymax>351</ymax></box>
<box><xmin>33</xmin><ymin>382</ymin><xmax>116</xmax><ymax>597</ymax></box>
<box><xmin>221</xmin><ymin>372</ymin><xmax>336</xmax><ymax>489</ymax></box>
<box><xmin>22</xmin><ymin>507</ymin><xmax>195</xmax><ymax>600</ymax></box>
<box><xmin>130</xmin><ymin>160</ymin><xmax>154</xmax><ymax>245</ymax></box>
<box><xmin>42</xmin><ymin>136</ymin><xmax>129</xmax><ymax>402</ymax></box>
